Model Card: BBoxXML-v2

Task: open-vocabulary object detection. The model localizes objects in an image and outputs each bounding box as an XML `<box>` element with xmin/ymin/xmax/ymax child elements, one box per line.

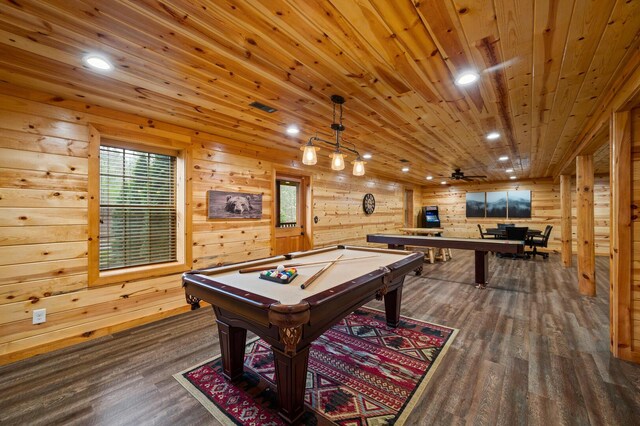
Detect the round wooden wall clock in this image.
<box><xmin>363</xmin><ymin>193</ymin><xmax>375</xmax><ymax>215</ymax></box>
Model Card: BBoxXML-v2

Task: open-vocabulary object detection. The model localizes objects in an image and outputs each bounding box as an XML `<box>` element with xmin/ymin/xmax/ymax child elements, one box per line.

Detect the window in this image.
<box><xmin>99</xmin><ymin>146</ymin><xmax>177</xmax><ymax>270</ymax></box>
<box><xmin>88</xmin><ymin>125</ymin><xmax>191</xmax><ymax>286</ymax></box>
<box><xmin>277</xmin><ymin>180</ymin><xmax>299</xmax><ymax>228</ymax></box>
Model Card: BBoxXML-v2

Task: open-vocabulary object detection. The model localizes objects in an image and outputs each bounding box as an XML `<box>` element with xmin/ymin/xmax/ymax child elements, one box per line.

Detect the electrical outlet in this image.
<box><xmin>33</xmin><ymin>308</ymin><xmax>46</xmax><ymax>324</ymax></box>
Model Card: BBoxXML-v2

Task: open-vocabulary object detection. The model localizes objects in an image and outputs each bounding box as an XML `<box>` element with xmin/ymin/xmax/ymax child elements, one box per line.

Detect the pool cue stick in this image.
<box><xmin>299</xmin><ymin>254</ymin><xmax>343</xmax><ymax>290</ymax></box>
<box><xmin>237</xmin><ymin>254</ymin><xmax>377</xmax><ymax>274</ymax></box>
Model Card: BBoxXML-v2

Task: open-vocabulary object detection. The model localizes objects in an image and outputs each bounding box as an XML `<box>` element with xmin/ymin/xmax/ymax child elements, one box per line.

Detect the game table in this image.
<box><xmin>182</xmin><ymin>245</ymin><xmax>423</xmax><ymax>424</ymax></box>
<box><xmin>367</xmin><ymin>234</ymin><xmax>525</xmax><ymax>289</ymax></box>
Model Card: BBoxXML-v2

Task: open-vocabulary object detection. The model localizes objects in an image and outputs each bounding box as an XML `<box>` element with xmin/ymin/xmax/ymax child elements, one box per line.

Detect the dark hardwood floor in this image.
<box><xmin>1</xmin><ymin>251</ymin><xmax>639</xmax><ymax>425</ymax></box>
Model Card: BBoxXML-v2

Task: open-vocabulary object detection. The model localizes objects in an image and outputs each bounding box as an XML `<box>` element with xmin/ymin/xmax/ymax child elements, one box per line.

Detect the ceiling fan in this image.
<box><xmin>450</xmin><ymin>168</ymin><xmax>487</xmax><ymax>181</ymax></box>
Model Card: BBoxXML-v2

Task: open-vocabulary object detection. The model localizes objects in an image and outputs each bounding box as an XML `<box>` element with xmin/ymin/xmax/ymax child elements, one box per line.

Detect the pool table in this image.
<box><xmin>182</xmin><ymin>245</ymin><xmax>423</xmax><ymax>424</ymax></box>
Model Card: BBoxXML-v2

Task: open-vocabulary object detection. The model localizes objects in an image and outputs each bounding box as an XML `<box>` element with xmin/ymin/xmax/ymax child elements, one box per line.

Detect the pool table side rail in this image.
<box><xmin>187</xmin><ymin>255</ymin><xmax>290</xmax><ymax>276</ymax></box>
<box><xmin>298</xmin><ymin>251</ymin><xmax>423</xmax><ymax>343</ymax></box>
<box><xmin>303</xmin><ymin>250</ymin><xmax>423</xmax><ymax>306</ymax></box>
<box><xmin>183</xmin><ymin>273</ymin><xmax>279</xmax><ymax>309</ymax></box>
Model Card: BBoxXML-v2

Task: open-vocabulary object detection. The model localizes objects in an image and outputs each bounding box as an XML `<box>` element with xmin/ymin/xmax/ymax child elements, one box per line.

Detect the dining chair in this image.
<box><xmin>499</xmin><ymin>226</ymin><xmax>530</xmax><ymax>259</ymax></box>
<box><xmin>477</xmin><ymin>224</ymin><xmax>489</xmax><ymax>239</ymax></box>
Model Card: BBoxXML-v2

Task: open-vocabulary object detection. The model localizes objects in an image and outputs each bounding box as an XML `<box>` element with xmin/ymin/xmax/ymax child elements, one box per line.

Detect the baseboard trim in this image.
<box><xmin>0</xmin><ymin>305</ymin><xmax>192</xmax><ymax>366</ymax></box>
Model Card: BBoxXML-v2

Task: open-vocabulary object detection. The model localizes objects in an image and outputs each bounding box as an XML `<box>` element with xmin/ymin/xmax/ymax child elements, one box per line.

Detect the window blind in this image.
<box><xmin>99</xmin><ymin>146</ymin><xmax>177</xmax><ymax>271</ymax></box>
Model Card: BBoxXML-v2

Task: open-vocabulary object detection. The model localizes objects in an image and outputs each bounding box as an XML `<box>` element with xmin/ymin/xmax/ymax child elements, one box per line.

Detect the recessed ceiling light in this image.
<box><xmin>286</xmin><ymin>125</ymin><xmax>299</xmax><ymax>135</ymax></box>
<box><xmin>83</xmin><ymin>55</ymin><xmax>113</xmax><ymax>71</ymax></box>
<box><xmin>441</xmin><ymin>181</ymin><xmax>447</xmax><ymax>185</ymax></box>
<box><xmin>426</xmin><ymin>176</ymin><xmax>433</xmax><ymax>180</ymax></box>
<box><xmin>362</xmin><ymin>153</ymin><xmax>372</xmax><ymax>160</ymax></box>
<box><xmin>486</xmin><ymin>132</ymin><xmax>500</xmax><ymax>140</ymax></box>
<box><xmin>401</xmin><ymin>167</ymin><xmax>410</xmax><ymax>172</ymax></box>
<box><xmin>510</xmin><ymin>176</ymin><xmax>517</xmax><ymax>180</ymax></box>
<box><xmin>499</xmin><ymin>156</ymin><xmax>509</xmax><ymax>161</ymax></box>
<box><xmin>505</xmin><ymin>168</ymin><xmax>514</xmax><ymax>173</ymax></box>
<box><xmin>455</xmin><ymin>71</ymin><xmax>479</xmax><ymax>86</ymax></box>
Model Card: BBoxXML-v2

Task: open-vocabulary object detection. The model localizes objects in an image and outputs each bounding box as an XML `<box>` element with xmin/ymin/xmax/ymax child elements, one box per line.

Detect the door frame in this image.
<box><xmin>271</xmin><ymin>166</ymin><xmax>313</xmax><ymax>255</ymax></box>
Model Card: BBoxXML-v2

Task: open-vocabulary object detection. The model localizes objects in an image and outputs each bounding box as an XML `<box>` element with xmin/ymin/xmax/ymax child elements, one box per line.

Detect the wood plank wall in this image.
<box><xmin>313</xmin><ymin>172</ymin><xmax>412</xmax><ymax>247</ymax></box>
<box><xmin>421</xmin><ymin>178</ymin><xmax>610</xmax><ymax>256</ymax></box>
<box><xmin>0</xmin><ymin>90</ymin><xmax>412</xmax><ymax>363</ymax></box>
<box><xmin>631</xmin><ymin>107</ymin><xmax>640</xmax><ymax>352</ymax></box>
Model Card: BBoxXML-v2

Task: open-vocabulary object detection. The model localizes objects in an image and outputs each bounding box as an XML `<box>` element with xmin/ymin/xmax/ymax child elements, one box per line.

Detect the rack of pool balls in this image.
<box><xmin>259</xmin><ymin>265</ymin><xmax>298</xmax><ymax>284</ymax></box>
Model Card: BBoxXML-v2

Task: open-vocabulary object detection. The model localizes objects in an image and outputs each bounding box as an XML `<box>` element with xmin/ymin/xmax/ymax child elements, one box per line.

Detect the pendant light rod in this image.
<box><xmin>305</xmin><ymin>136</ymin><xmax>361</xmax><ymax>157</ymax></box>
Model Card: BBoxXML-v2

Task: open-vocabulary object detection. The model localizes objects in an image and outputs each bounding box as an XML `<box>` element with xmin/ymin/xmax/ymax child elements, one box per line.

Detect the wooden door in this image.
<box><xmin>273</xmin><ymin>173</ymin><xmax>311</xmax><ymax>255</ymax></box>
<box><xmin>404</xmin><ymin>189</ymin><xmax>414</xmax><ymax>227</ymax></box>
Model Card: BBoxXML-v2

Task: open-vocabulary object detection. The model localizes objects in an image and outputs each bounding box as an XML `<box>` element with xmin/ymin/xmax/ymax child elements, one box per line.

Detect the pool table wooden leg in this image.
<box><xmin>475</xmin><ymin>250</ymin><xmax>488</xmax><ymax>289</ymax></box>
<box><xmin>272</xmin><ymin>345</ymin><xmax>310</xmax><ymax>424</ymax></box>
<box><xmin>216</xmin><ymin>319</ymin><xmax>247</xmax><ymax>381</ymax></box>
<box><xmin>384</xmin><ymin>284</ymin><xmax>404</xmax><ymax>327</ymax></box>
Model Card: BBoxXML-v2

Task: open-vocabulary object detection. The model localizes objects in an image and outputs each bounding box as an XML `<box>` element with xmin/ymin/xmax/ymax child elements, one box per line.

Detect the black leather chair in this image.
<box><xmin>528</xmin><ymin>225</ymin><xmax>553</xmax><ymax>259</ymax></box>
<box><xmin>498</xmin><ymin>226</ymin><xmax>530</xmax><ymax>259</ymax></box>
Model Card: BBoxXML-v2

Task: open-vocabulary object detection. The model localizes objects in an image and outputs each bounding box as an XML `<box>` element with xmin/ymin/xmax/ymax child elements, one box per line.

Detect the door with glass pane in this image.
<box><xmin>274</xmin><ymin>173</ymin><xmax>309</xmax><ymax>255</ymax></box>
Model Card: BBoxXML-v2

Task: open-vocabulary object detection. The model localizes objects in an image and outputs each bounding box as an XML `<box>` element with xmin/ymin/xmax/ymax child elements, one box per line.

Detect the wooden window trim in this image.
<box><xmin>88</xmin><ymin>124</ymin><xmax>192</xmax><ymax>287</ymax></box>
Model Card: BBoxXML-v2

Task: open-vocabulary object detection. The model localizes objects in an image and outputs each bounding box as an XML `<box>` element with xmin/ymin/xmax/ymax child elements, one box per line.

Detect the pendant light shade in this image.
<box><xmin>301</xmin><ymin>142</ymin><xmax>318</xmax><ymax>165</ymax></box>
<box><xmin>352</xmin><ymin>157</ymin><xmax>366</xmax><ymax>176</ymax></box>
<box><xmin>330</xmin><ymin>150</ymin><xmax>345</xmax><ymax>171</ymax></box>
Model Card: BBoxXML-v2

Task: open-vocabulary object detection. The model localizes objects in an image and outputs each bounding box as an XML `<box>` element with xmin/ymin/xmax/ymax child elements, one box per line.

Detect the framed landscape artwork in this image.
<box><xmin>465</xmin><ymin>192</ymin><xmax>486</xmax><ymax>218</ymax></box>
<box><xmin>486</xmin><ymin>191</ymin><xmax>507</xmax><ymax>217</ymax></box>
<box><xmin>207</xmin><ymin>190</ymin><xmax>262</xmax><ymax>219</ymax></box>
<box><xmin>507</xmin><ymin>190</ymin><xmax>531</xmax><ymax>218</ymax></box>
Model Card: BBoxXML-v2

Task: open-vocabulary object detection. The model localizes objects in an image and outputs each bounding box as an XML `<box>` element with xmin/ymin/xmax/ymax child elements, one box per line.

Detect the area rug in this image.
<box><xmin>174</xmin><ymin>307</ymin><xmax>457</xmax><ymax>425</ymax></box>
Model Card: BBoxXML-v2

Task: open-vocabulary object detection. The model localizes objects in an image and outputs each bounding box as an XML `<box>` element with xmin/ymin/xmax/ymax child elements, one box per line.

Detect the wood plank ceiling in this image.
<box><xmin>0</xmin><ymin>0</ymin><xmax>638</xmax><ymax>184</ymax></box>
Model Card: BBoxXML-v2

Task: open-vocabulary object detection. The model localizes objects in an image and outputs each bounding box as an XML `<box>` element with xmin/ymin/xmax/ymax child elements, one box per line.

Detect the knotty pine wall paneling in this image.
<box><xmin>630</xmin><ymin>107</ymin><xmax>640</xmax><ymax>353</ymax></box>
<box><xmin>191</xmin><ymin>144</ymin><xmax>273</xmax><ymax>267</ymax></box>
<box><xmin>0</xmin><ymin>90</ymin><xmax>411</xmax><ymax>363</ymax></box>
<box><xmin>0</xmin><ymin>98</ymin><xmax>189</xmax><ymax>363</ymax></box>
<box><xmin>421</xmin><ymin>178</ymin><xmax>610</xmax><ymax>256</ymax></box>
<box><xmin>312</xmin><ymin>172</ymin><xmax>406</xmax><ymax>247</ymax></box>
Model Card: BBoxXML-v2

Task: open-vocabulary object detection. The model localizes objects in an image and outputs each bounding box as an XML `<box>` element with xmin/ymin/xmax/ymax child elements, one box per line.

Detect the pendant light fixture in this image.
<box><xmin>300</xmin><ymin>95</ymin><xmax>366</xmax><ymax>176</ymax></box>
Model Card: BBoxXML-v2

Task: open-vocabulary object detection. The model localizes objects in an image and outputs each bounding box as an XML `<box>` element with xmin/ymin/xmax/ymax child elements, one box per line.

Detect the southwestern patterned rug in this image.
<box><xmin>174</xmin><ymin>307</ymin><xmax>457</xmax><ymax>425</ymax></box>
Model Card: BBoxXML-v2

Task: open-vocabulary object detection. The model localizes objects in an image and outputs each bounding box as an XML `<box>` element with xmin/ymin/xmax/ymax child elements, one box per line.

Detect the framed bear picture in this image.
<box><xmin>207</xmin><ymin>190</ymin><xmax>263</xmax><ymax>219</ymax></box>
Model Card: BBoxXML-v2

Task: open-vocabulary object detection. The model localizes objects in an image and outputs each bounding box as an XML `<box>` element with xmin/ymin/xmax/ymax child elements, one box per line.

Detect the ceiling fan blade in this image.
<box><xmin>461</xmin><ymin>177</ymin><xmax>473</xmax><ymax>181</ymax></box>
<box><xmin>464</xmin><ymin>175</ymin><xmax>487</xmax><ymax>178</ymax></box>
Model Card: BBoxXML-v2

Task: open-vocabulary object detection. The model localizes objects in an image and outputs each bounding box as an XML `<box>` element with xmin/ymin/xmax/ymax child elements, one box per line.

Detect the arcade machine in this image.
<box><xmin>423</xmin><ymin>206</ymin><xmax>441</xmax><ymax>228</ymax></box>
<box><xmin>417</xmin><ymin>206</ymin><xmax>442</xmax><ymax>235</ymax></box>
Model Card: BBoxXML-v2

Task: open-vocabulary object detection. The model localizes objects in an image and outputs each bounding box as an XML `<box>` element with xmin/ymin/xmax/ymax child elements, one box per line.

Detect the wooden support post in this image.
<box><xmin>576</xmin><ymin>155</ymin><xmax>596</xmax><ymax>296</ymax></box>
<box><xmin>560</xmin><ymin>175</ymin><xmax>572</xmax><ymax>267</ymax></box>
<box><xmin>610</xmin><ymin>111</ymin><xmax>632</xmax><ymax>357</ymax></box>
